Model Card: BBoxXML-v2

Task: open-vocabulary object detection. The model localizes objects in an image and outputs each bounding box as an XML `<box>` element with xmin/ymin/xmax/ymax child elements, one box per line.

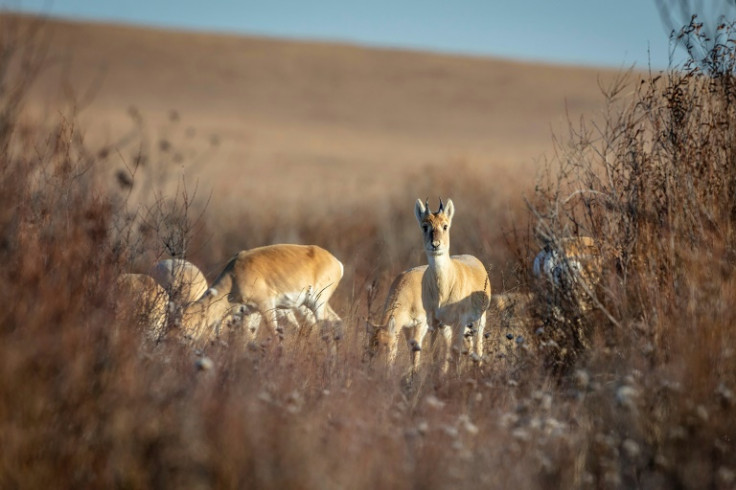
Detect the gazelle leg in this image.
<box><xmin>243</xmin><ymin>312</ymin><xmax>261</xmax><ymax>338</ymax></box>
<box><xmin>473</xmin><ymin>312</ymin><xmax>487</xmax><ymax>361</ymax></box>
<box><xmin>306</xmin><ymin>302</ymin><xmax>340</xmax><ymax>359</ymax></box>
<box><xmin>228</xmin><ymin>304</ymin><xmax>261</xmax><ymax>339</ymax></box>
<box><xmin>449</xmin><ymin>323</ymin><xmax>470</xmax><ymax>372</ymax></box>
<box><xmin>279</xmin><ymin>308</ymin><xmax>302</xmax><ymax>330</ymax></box>
<box><xmin>258</xmin><ymin>301</ymin><xmax>282</xmax><ymax>339</ymax></box>
<box><xmin>440</xmin><ymin>324</ymin><xmax>453</xmax><ymax>374</ymax></box>
<box><xmin>324</xmin><ymin>303</ymin><xmax>341</xmax><ymax>323</ymax></box>
<box><xmin>401</xmin><ymin>328</ymin><xmax>415</xmax><ymax>370</ymax></box>
<box><xmin>308</xmin><ymin>300</ymin><xmax>343</xmax><ymax>343</ymax></box>
<box><xmin>408</xmin><ymin>321</ymin><xmax>428</xmax><ymax>373</ymax></box>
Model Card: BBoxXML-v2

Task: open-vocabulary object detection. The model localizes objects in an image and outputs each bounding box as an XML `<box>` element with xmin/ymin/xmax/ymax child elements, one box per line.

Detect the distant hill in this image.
<box><xmin>9</xmin><ymin>14</ymin><xmax>632</xmax><ymax>210</ymax></box>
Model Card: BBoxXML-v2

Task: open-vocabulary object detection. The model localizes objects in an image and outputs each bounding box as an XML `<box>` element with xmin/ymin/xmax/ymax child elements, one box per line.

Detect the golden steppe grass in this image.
<box><xmin>19</xmin><ymin>14</ymin><xmax>626</xmax><ymax>212</ymax></box>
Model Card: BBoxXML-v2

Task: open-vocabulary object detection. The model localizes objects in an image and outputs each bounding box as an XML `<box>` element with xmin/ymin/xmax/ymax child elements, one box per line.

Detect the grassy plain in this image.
<box><xmin>2</xmin><ymin>13</ymin><xmax>735</xmax><ymax>489</ymax></box>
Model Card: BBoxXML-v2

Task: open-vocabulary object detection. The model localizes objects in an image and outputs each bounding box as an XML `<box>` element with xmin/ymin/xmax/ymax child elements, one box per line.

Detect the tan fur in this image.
<box><xmin>367</xmin><ymin>265</ymin><xmax>428</xmax><ymax>372</ymax></box>
<box><xmin>532</xmin><ymin>236</ymin><xmax>602</xmax><ymax>309</ymax></box>
<box><xmin>182</xmin><ymin>244</ymin><xmax>343</xmax><ymax>346</ymax></box>
<box><xmin>414</xmin><ymin>198</ymin><xmax>491</xmax><ymax>373</ymax></box>
<box><xmin>150</xmin><ymin>258</ymin><xmax>209</xmax><ymax>305</ymax></box>
<box><xmin>116</xmin><ymin>273</ymin><xmax>169</xmax><ymax>342</ymax></box>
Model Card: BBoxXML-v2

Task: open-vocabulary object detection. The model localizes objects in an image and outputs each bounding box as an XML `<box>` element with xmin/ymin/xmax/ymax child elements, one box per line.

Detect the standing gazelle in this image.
<box><xmin>415</xmin><ymin>198</ymin><xmax>491</xmax><ymax>373</ymax></box>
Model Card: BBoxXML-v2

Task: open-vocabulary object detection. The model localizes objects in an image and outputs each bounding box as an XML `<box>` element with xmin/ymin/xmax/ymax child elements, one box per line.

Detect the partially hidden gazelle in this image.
<box><xmin>366</xmin><ymin>265</ymin><xmax>429</xmax><ymax>372</ymax></box>
<box><xmin>532</xmin><ymin>235</ymin><xmax>602</xmax><ymax>313</ymax></box>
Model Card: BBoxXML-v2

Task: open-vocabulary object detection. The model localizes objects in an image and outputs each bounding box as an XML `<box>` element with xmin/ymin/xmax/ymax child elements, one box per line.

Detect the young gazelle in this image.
<box><xmin>181</xmin><ymin>244</ymin><xmax>343</xmax><ymax>346</ymax></box>
<box><xmin>366</xmin><ymin>265</ymin><xmax>429</xmax><ymax>372</ymax></box>
<box><xmin>414</xmin><ymin>198</ymin><xmax>491</xmax><ymax>373</ymax></box>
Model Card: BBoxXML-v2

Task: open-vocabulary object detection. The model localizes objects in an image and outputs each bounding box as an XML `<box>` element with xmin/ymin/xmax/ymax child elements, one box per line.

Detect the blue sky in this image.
<box><xmin>6</xmin><ymin>0</ymin><xmax>736</xmax><ymax>69</ymax></box>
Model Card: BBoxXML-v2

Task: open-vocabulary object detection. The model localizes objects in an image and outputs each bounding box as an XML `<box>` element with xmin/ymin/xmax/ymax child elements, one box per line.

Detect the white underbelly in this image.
<box><xmin>275</xmin><ymin>284</ymin><xmax>327</xmax><ymax>310</ymax></box>
<box><xmin>275</xmin><ymin>290</ymin><xmax>311</xmax><ymax>309</ymax></box>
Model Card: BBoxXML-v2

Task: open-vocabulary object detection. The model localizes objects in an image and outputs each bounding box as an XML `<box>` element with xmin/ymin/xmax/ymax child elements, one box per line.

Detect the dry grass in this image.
<box><xmin>8</xmin><ymin>12</ymin><xmax>620</xmax><ymax>211</ymax></box>
<box><xmin>2</xmin><ymin>13</ymin><xmax>736</xmax><ymax>490</ymax></box>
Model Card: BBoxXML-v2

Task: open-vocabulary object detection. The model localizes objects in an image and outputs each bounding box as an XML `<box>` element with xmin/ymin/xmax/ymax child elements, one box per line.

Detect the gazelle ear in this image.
<box><xmin>444</xmin><ymin>199</ymin><xmax>455</xmax><ymax>222</ymax></box>
<box><xmin>387</xmin><ymin>316</ymin><xmax>397</xmax><ymax>336</ymax></box>
<box><xmin>414</xmin><ymin>198</ymin><xmax>428</xmax><ymax>224</ymax></box>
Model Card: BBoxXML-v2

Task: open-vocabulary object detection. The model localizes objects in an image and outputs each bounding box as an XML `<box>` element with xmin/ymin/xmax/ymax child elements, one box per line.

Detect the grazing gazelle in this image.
<box><xmin>414</xmin><ymin>198</ymin><xmax>491</xmax><ymax>373</ymax></box>
<box><xmin>181</xmin><ymin>244</ymin><xmax>343</xmax><ymax>346</ymax></box>
<box><xmin>366</xmin><ymin>265</ymin><xmax>429</xmax><ymax>372</ymax></box>
<box><xmin>150</xmin><ymin>258</ymin><xmax>209</xmax><ymax>307</ymax></box>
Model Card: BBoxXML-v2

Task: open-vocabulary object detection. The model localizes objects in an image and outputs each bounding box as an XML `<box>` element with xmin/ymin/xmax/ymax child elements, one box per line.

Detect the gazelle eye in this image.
<box><xmin>422</xmin><ymin>224</ymin><xmax>429</xmax><ymax>232</ymax></box>
<box><xmin>443</xmin><ymin>224</ymin><xmax>448</xmax><ymax>231</ymax></box>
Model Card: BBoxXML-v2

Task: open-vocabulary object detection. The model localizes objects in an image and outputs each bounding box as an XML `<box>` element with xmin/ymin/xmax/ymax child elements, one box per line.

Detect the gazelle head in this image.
<box><xmin>414</xmin><ymin>198</ymin><xmax>455</xmax><ymax>256</ymax></box>
<box><xmin>365</xmin><ymin>317</ymin><xmax>399</xmax><ymax>362</ymax></box>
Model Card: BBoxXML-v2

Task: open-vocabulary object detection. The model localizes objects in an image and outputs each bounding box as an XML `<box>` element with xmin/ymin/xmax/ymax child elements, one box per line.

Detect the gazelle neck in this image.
<box><xmin>426</xmin><ymin>250</ymin><xmax>452</xmax><ymax>271</ymax></box>
<box><xmin>426</xmin><ymin>251</ymin><xmax>456</xmax><ymax>297</ymax></box>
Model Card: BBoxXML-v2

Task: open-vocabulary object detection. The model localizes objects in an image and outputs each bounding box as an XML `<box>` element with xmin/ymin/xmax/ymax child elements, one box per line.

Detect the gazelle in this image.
<box><xmin>150</xmin><ymin>258</ymin><xmax>209</xmax><ymax>306</ymax></box>
<box><xmin>414</xmin><ymin>198</ymin><xmax>491</xmax><ymax>373</ymax></box>
<box><xmin>532</xmin><ymin>236</ymin><xmax>603</xmax><ymax>351</ymax></box>
<box><xmin>532</xmin><ymin>235</ymin><xmax>602</xmax><ymax>309</ymax></box>
<box><xmin>181</xmin><ymin>244</ymin><xmax>343</xmax><ymax>346</ymax></box>
<box><xmin>115</xmin><ymin>273</ymin><xmax>169</xmax><ymax>342</ymax></box>
<box><xmin>366</xmin><ymin>265</ymin><xmax>429</xmax><ymax>372</ymax></box>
